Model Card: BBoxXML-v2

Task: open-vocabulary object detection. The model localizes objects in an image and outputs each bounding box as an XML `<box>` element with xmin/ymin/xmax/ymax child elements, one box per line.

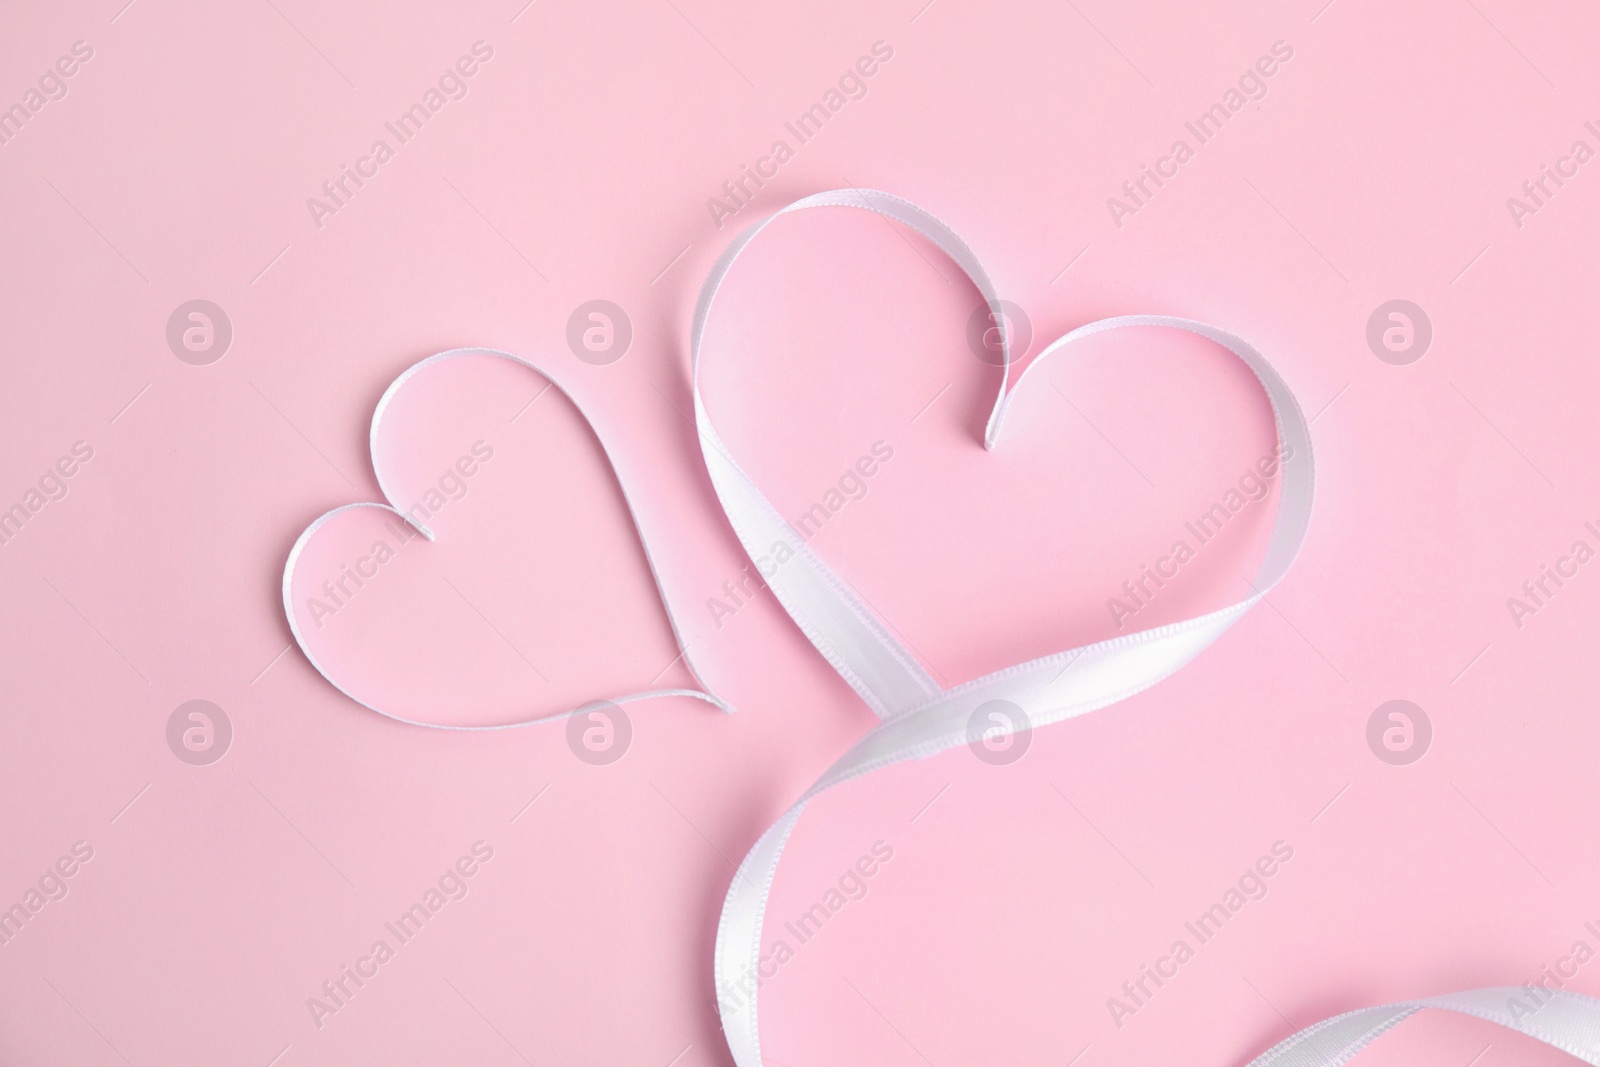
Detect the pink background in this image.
<box><xmin>2</xmin><ymin>0</ymin><xmax>1598</xmax><ymax>1064</ymax></box>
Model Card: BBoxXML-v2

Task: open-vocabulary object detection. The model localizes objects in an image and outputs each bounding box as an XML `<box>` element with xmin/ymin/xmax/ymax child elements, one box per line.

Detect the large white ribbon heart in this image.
<box><xmin>687</xmin><ymin>190</ymin><xmax>1600</xmax><ymax>1067</ymax></box>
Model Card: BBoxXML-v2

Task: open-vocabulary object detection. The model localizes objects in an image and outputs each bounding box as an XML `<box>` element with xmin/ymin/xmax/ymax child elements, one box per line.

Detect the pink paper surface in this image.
<box><xmin>2</xmin><ymin>1</ymin><xmax>1598</xmax><ymax>1065</ymax></box>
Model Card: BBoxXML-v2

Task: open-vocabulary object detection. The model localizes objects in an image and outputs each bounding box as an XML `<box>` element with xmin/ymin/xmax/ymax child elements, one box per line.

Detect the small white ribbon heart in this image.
<box><xmin>281</xmin><ymin>348</ymin><xmax>730</xmax><ymax>729</ymax></box>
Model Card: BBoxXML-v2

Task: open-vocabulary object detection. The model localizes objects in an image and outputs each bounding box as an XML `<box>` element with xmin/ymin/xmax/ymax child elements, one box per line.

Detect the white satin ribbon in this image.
<box><xmin>276</xmin><ymin>191</ymin><xmax>1600</xmax><ymax>1067</ymax></box>
<box><xmin>1245</xmin><ymin>989</ymin><xmax>1600</xmax><ymax>1065</ymax></box>
<box><xmin>281</xmin><ymin>347</ymin><xmax>730</xmax><ymax>729</ymax></box>
<box><xmin>689</xmin><ymin>190</ymin><xmax>1600</xmax><ymax>1066</ymax></box>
